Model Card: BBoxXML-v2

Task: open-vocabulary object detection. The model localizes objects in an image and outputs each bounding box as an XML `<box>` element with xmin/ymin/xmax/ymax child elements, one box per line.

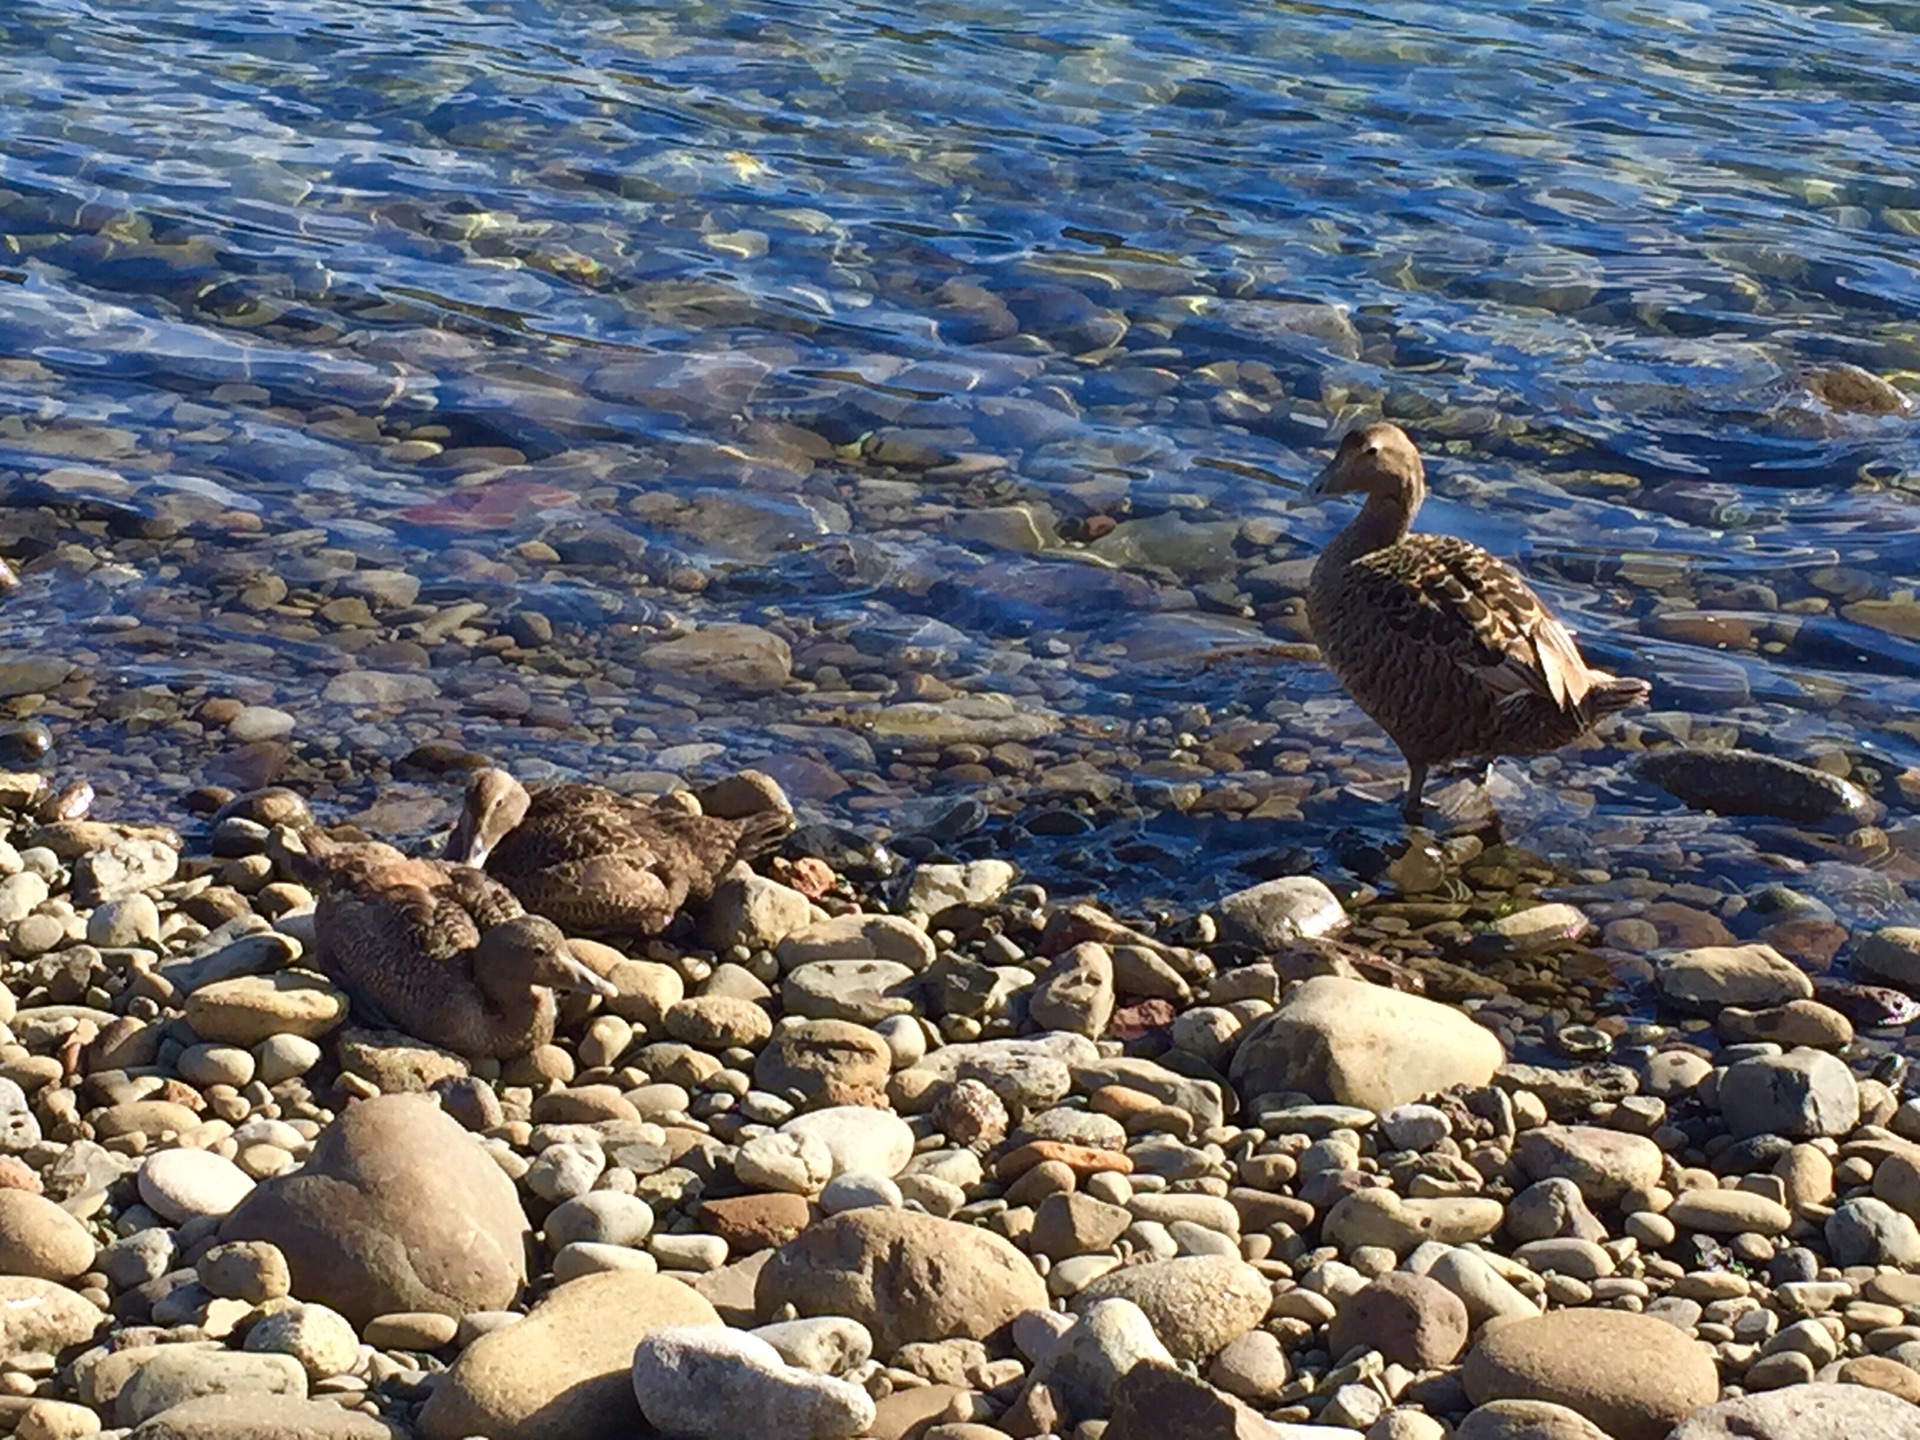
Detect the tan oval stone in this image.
<box><xmin>185</xmin><ymin>973</ymin><xmax>348</xmax><ymax>1046</ymax></box>
<box><xmin>1230</xmin><ymin>975</ymin><xmax>1504</xmax><ymax>1111</ymax></box>
<box><xmin>1463</xmin><ymin>1309</ymin><xmax>1720</xmax><ymax>1440</ymax></box>
<box><xmin>0</xmin><ymin>1190</ymin><xmax>96</xmax><ymax>1281</ymax></box>
<box><xmin>1667</xmin><ymin>1188</ymin><xmax>1794</xmax><ymax>1236</ymax></box>
<box><xmin>757</xmin><ymin>1208</ymin><xmax>1047</xmax><ymax>1353</ymax></box>
<box><xmin>417</xmin><ymin>1271</ymin><xmax>720</xmax><ymax>1440</ymax></box>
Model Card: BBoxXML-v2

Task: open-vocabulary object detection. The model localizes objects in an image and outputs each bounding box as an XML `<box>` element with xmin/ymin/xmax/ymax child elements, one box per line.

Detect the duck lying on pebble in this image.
<box><xmin>1301</xmin><ymin>423</ymin><xmax>1650</xmax><ymax>820</ymax></box>
<box><xmin>280</xmin><ymin>828</ymin><xmax>615</xmax><ymax>1059</ymax></box>
<box><xmin>447</xmin><ymin>767</ymin><xmax>794</xmax><ymax>940</ymax></box>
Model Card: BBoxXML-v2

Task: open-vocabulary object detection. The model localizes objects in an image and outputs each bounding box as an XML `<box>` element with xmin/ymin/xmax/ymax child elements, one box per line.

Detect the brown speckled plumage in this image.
<box><xmin>447</xmin><ymin>768</ymin><xmax>794</xmax><ymax>940</ymax></box>
<box><xmin>1303</xmin><ymin>424</ymin><xmax>1650</xmax><ymax>819</ymax></box>
<box><xmin>286</xmin><ymin>831</ymin><xmax>615</xmax><ymax>1059</ymax></box>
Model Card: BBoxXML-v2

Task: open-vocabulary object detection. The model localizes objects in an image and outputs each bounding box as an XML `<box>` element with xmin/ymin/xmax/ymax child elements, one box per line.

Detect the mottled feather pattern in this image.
<box><xmin>303</xmin><ymin>843</ymin><xmax>567</xmax><ymax>1056</ymax></box>
<box><xmin>1303</xmin><ymin>423</ymin><xmax>1648</xmax><ymax>815</ymax></box>
<box><xmin>476</xmin><ymin>778</ymin><xmax>795</xmax><ymax>940</ymax></box>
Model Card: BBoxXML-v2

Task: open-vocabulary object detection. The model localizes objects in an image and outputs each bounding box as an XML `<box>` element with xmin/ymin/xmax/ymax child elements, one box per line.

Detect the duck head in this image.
<box><xmin>1302</xmin><ymin>423</ymin><xmax>1427</xmax><ymax>511</ymax></box>
<box><xmin>472</xmin><ymin>915</ymin><xmax>619</xmax><ymax>1003</ymax></box>
<box><xmin>448</xmin><ymin>767</ymin><xmax>531</xmax><ymax>868</ymax></box>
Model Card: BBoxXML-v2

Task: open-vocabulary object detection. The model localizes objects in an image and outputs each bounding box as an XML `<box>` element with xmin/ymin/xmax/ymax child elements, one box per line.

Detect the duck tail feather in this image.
<box><xmin>732</xmin><ymin>808</ymin><xmax>796</xmax><ymax>864</ymax></box>
<box><xmin>1587</xmin><ymin>672</ymin><xmax>1652</xmax><ymax>718</ymax></box>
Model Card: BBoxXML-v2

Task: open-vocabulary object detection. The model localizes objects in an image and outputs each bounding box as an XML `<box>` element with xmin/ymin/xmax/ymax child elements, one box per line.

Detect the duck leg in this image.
<box><xmin>1400</xmin><ymin>762</ymin><xmax>1429</xmax><ymax>822</ymax></box>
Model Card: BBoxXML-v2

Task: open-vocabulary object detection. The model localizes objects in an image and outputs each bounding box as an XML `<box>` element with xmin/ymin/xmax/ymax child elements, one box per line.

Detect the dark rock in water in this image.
<box><xmin>0</xmin><ymin>720</ymin><xmax>52</xmax><ymax>765</ymax></box>
<box><xmin>1639</xmin><ymin>748</ymin><xmax>1873</xmax><ymax>824</ymax></box>
<box><xmin>1811</xmin><ymin>978</ymin><xmax>1920</xmax><ymax>1029</ymax></box>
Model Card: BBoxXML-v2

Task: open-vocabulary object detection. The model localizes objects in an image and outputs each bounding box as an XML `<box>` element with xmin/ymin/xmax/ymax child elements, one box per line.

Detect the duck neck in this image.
<box><xmin>473</xmin><ymin>983</ymin><xmax>557</xmax><ymax>1058</ymax></box>
<box><xmin>1328</xmin><ymin>490</ymin><xmax>1419</xmax><ymax>561</ymax></box>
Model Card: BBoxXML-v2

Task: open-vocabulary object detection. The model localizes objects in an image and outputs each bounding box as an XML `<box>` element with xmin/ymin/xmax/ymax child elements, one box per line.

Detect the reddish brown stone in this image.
<box><xmin>1106</xmin><ymin>999</ymin><xmax>1177</xmax><ymax>1041</ymax></box>
<box><xmin>1758</xmin><ymin>918</ymin><xmax>1847</xmax><ymax>972</ymax></box>
<box><xmin>996</xmin><ymin>1141</ymin><xmax>1132</xmax><ymax>1182</ymax></box>
<box><xmin>1644</xmin><ymin>902</ymin><xmax>1735</xmax><ymax>949</ymax></box>
<box><xmin>1088</xmin><ymin>1085</ymin><xmax>1163</xmax><ymax>1120</ymax></box>
<box><xmin>869</xmin><ymin>1385</ymin><xmax>970</xmax><ymax>1440</ymax></box>
<box><xmin>0</xmin><ymin>1156</ymin><xmax>42</xmax><ymax>1194</ymax></box>
<box><xmin>700</xmin><ymin>1192</ymin><xmax>813</xmax><ymax>1253</ymax></box>
<box><xmin>787</xmin><ymin>857</ymin><xmax>838</xmax><ymax>899</ymax></box>
<box><xmin>159</xmin><ymin>1079</ymin><xmax>206</xmax><ymax>1113</ymax></box>
<box><xmin>1104</xmin><ymin>1363</ymin><xmax>1269</xmax><ymax>1440</ymax></box>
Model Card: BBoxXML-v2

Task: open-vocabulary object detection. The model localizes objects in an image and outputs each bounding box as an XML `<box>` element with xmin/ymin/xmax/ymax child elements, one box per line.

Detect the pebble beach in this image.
<box><xmin>6</xmin><ymin>0</ymin><xmax>1920</xmax><ymax>1438</ymax></box>
<box><xmin>0</xmin><ymin>766</ymin><xmax>1911</xmax><ymax>1440</ymax></box>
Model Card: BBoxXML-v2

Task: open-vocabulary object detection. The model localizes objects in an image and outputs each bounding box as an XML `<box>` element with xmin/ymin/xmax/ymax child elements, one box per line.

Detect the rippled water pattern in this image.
<box><xmin>4</xmin><ymin>0</ymin><xmax>1920</xmax><ymax>922</ymax></box>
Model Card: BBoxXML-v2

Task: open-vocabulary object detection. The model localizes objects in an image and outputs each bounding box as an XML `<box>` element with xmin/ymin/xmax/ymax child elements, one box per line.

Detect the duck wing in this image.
<box><xmin>312</xmin><ymin>855</ymin><xmax>513</xmax><ymax>1027</ymax></box>
<box><xmin>1361</xmin><ymin>535</ymin><xmax>1597</xmax><ymax>716</ymax></box>
<box><xmin>512</xmin><ymin>786</ymin><xmax>774</xmax><ymax>897</ymax></box>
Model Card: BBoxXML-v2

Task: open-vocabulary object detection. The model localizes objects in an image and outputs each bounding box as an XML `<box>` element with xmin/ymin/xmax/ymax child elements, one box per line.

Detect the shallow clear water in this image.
<box><xmin>4</xmin><ymin>0</ymin><xmax>1920</xmax><ymax>946</ymax></box>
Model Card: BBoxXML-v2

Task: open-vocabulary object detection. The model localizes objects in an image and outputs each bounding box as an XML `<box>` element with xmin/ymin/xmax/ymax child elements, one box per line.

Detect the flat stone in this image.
<box><xmin>631</xmin><ymin>1324</ymin><xmax>876</xmax><ymax>1440</ymax></box>
<box><xmin>777</xmin><ymin>915</ymin><xmax>937</xmax><ymax>972</ymax></box>
<box><xmin>115</xmin><ymin>1352</ymin><xmax>307</xmax><ymax>1428</ymax></box>
<box><xmin>418</xmin><ymin>1271</ymin><xmax>721</xmax><ymax>1440</ymax></box>
<box><xmin>641</xmin><ymin>624</ymin><xmax>792</xmax><ymax>693</ymax></box>
<box><xmin>700</xmin><ymin>1193</ymin><xmax>813</xmax><ymax>1254</ymax></box>
<box><xmin>128</xmin><ymin>1395</ymin><xmax>396</xmax><ymax>1440</ymax></box>
<box><xmin>363</xmin><ymin>1312</ymin><xmax>460</xmax><ymax>1351</ymax></box>
<box><xmin>1638</xmin><ymin>748</ymin><xmax>1873</xmax><ymax>824</ymax></box>
<box><xmin>782</xmin><ymin>962</ymin><xmax>918</xmax><ymax>1026</ymax></box>
<box><xmin>1667</xmin><ymin>1382</ymin><xmax>1920</xmax><ymax>1440</ymax></box>
<box><xmin>1654</xmin><ymin>945</ymin><xmax>1813</xmax><ymax>1012</ymax></box>
<box><xmin>139</xmin><ymin>1149</ymin><xmax>255</xmax><ymax>1223</ymax></box>
<box><xmin>1324</xmin><ymin>1187</ymin><xmax>1505</xmax><ymax>1255</ymax></box>
<box><xmin>1463</xmin><ymin>1309</ymin><xmax>1721</xmax><ymax>1440</ymax></box>
<box><xmin>1668</xmin><ymin>1188</ymin><xmax>1794</xmax><ymax>1236</ymax></box>
<box><xmin>1231</xmin><ymin>975</ymin><xmax>1503</xmax><ymax>1112</ymax></box>
<box><xmin>184</xmin><ymin>973</ymin><xmax>348</xmax><ymax>1045</ymax></box>
<box><xmin>902</xmin><ymin>860</ymin><xmax>1017</xmax><ymax>920</ymax></box>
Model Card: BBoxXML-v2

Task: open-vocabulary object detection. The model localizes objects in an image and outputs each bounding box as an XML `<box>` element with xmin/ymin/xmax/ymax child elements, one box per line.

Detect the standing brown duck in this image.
<box><xmin>1303</xmin><ymin>423</ymin><xmax>1650</xmax><ymax>820</ymax></box>
<box><xmin>281</xmin><ymin>830</ymin><xmax>615</xmax><ymax>1059</ymax></box>
<box><xmin>446</xmin><ymin>768</ymin><xmax>794</xmax><ymax>940</ymax></box>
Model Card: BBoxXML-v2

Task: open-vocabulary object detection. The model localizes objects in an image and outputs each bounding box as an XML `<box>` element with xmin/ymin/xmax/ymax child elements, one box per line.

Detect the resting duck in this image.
<box><xmin>446</xmin><ymin>768</ymin><xmax>794</xmax><ymax>940</ymax></box>
<box><xmin>1302</xmin><ymin>423</ymin><xmax>1650</xmax><ymax>820</ymax></box>
<box><xmin>282</xmin><ymin>830</ymin><xmax>614</xmax><ymax>1059</ymax></box>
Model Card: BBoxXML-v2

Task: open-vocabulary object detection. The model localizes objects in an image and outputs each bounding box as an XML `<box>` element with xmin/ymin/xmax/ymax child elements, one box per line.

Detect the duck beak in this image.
<box><xmin>1289</xmin><ymin>455</ymin><xmax>1342</xmax><ymax>509</ymax></box>
<box><xmin>554</xmin><ymin>953</ymin><xmax>619</xmax><ymax>999</ymax></box>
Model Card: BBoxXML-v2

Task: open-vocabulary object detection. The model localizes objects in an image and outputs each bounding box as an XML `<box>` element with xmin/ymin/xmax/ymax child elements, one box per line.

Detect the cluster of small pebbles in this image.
<box><xmin>0</xmin><ymin>765</ymin><xmax>1914</xmax><ymax>1440</ymax></box>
